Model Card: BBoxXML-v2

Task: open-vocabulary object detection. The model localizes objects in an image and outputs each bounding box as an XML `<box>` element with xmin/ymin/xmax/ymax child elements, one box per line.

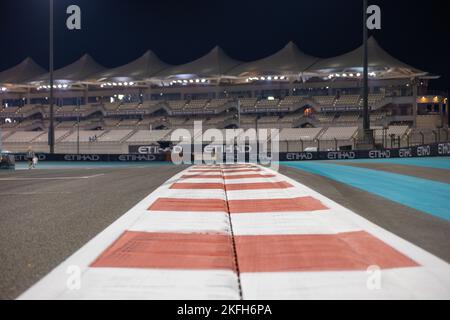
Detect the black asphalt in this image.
<box><xmin>280</xmin><ymin>165</ymin><xmax>450</xmax><ymax>264</ymax></box>
<box><xmin>0</xmin><ymin>165</ymin><xmax>186</xmax><ymax>299</ymax></box>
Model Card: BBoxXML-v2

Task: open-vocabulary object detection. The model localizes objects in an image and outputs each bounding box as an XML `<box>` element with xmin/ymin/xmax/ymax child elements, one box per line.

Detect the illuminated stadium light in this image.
<box><xmin>267</xmin><ymin>96</ymin><xmax>275</xmax><ymax>101</ymax></box>
<box><xmin>112</xmin><ymin>82</ymin><xmax>118</xmax><ymax>86</ymax></box>
<box><xmin>57</xmin><ymin>84</ymin><xmax>63</xmax><ymax>89</ymax></box>
<box><xmin>118</xmin><ymin>82</ymin><xmax>123</xmax><ymax>86</ymax></box>
<box><xmin>200</xmin><ymin>79</ymin><xmax>207</xmax><ymax>83</ymax></box>
<box><xmin>124</xmin><ymin>82</ymin><xmax>129</xmax><ymax>86</ymax></box>
<box><xmin>335</xmin><ymin>74</ymin><xmax>341</xmax><ymax>77</ymax></box>
<box><xmin>261</xmin><ymin>76</ymin><xmax>266</xmax><ymax>80</ymax></box>
<box><xmin>189</xmin><ymin>79</ymin><xmax>194</xmax><ymax>83</ymax></box>
<box><xmin>267</xmin><ymin>76</ymin><xmax>272</xmax><ymax>80</ymax></box>
<box><xmin>349</xmin><ymin>73</ymin><xmax>354</xmax><ymax>77</ymax></box>
<box><xmin>195</xmin><ymin>79</ymin><xmax>200</xmax><ymax>83</ymax></box>
<box><xmin>279</xmin><ymin>76</ymin><xmax>285</xmax><ymax>80</ymax></box>
<box><xmin>129</xmin><ymin>82</ymin><xmax>135</xmax><ymax>86</ymax></box>
<box><xmin>1</xmin><ymin>87</ymin><xmax>7</xmax><ymax>92</ymax></box>
<box><xmin>356</xmin><ymin>73</ymin><xmax>361</xmax><ymax>77</ymax></box>
<box><xmin>343</xmin><ymin>73</ymin><xmax>348</xmax><ymax>77</ymax></box>
<box><xmin>63</xmin><ymin>84</ymin><xmax>68</xmax><ymax>88</ymax></box>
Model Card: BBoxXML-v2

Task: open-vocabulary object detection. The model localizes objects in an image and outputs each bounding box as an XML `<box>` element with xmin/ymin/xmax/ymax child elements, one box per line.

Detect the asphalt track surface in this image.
<box><xmin>1</xmin><ymin>160</ymin><xmax>449</xmax><ymax>299</ymax></box>
<box><xmin>0</xmin><ymin>165</ymin><xmax>186</xmax><ymax>299</ymax></box>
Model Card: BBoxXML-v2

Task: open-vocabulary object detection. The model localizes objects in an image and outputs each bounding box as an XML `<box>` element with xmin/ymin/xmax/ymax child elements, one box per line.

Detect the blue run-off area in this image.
<box><xmin>282</xmin><ymin>159</ymin><xmax>450</xmax><ymax>222</ymax></box>
<box><xmin>336</xmin><ymin>157</ymin><xmax>450</xmax><ymax>171</ymax></box>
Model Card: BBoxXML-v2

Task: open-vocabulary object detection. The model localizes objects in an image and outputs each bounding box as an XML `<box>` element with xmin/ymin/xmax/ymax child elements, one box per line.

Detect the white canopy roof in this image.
<box><xmin>0</xmin><ymin>58</ymin><xmax>46</xmax><ymax>85</ymax></box>
<box><xmin>308</xmin><ymin>37</ymin><xmax>426</xmax><ymax>78</ymax></box>
<box><xmin>30</xmin><ymin>54</ymin><xmax>106</xmax><ymax>84</ymax></box>
<box><xmin>94</xmin><ymin>50</ymin><xmax>171</xmax><ymax>81</ymax></box>
<box><xmin>227</xmin><ymin>42</ymin><xmax>319</xmax><ymax>77</ymax></box>
<box><xmin>155</xmin><ymin>46</ymin><xmax>242</xmax><ymax>78</ymax></box>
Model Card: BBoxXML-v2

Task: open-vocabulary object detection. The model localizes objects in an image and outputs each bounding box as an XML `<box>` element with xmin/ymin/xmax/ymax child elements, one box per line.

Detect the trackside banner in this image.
<box><xmin>12</xmin><ymin>142</ymin><xmax>450</xmax><ymax>162</ymax></box>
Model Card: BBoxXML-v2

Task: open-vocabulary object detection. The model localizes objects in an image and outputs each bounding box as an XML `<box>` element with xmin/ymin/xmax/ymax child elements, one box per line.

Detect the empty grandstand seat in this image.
<box><xmin>97</xmin><ymin>129</ymin><xmax>134</xmax><ymax>142</ymax></box>
<box><xmin>3</xmin><ymin>131</ymin><xmax>45</xmax><ymax>143</ymax></box>
<box><xmin>127</xmin><ymin>129</ymin><xmax>172</xmax><ymax>143</ymax></box>
<box><xmin>256</xmin><ymin>99</ymin><xmax>280</xmax><ymax>108</ymax></box>
<box><xmin>320</xmin><ymin>127</ymin><xmax>358</xmax><ymax>140</ymax></box>
<box><xmin>167</xmin><ymin>100</ymin><xmax>187</xmax><ymax>110</ymax></box>
<box><xmin>313</xmin><ymin>96</ymin><xmax>336</xmax><ymax>106</ymax></box>
<box><xmin>279</xmin><ymin>128</ymin><xmax>323</xmax><ymax>141</ymax></box>
<box><xmin>206</xmin><ymin>99</ymin><xmax>232</xmax><ymax>109</ymax></box>
<box><xmin>61</xmin><ymin>130</ymin><xmax>105</xmax><ymax>143</ymax></box>
<box><xmin>335</xmin><ymin>95</ymin><xmax>360</xmax><ymax>106</ymax></box>
<box><xmin>239</xmin><ymin>98</ymin><xmax>258</xmax><ymax>108</ymax></box>
<box><xmin>279</xmin><ymin>96</ymin><xmax>307</xmax><ymax>107</ymax></box>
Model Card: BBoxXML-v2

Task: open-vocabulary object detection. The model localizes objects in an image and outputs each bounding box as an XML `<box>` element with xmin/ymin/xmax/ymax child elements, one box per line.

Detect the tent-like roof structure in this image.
<box><xmin>156</xmin><ymin>46</ymin><xmax>242</xmax><ymax>78</ymax></box>
<box><xmin>94</xmin><ymin>50</ymin><xmax>171</xmax><ymax>81</ymax></box>
<box><xmin>227</xmin><ymin>42</ymin><xmax>319</xmax><ymax>77</ymax></box>
<box><xmin>30</xmin><ymin>54</ymin><xmax>106</xmax><ymax>84</ymax></box>
<box><xmin>308</xmin><ymin>37</ymin><xmax>426</xmax><ymax>78</ymax></box>
<box><xmin>0</xmin><ymin>58</ymin><xmax>47</xmax><ymax>85</ymax></box>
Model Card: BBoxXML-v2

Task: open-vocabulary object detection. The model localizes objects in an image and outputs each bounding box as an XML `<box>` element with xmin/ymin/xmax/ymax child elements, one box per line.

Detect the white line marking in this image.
<box><xmin>0</xmin><ymin>174</ymin><xmax>105</xmax><ymax>181</ymax></box>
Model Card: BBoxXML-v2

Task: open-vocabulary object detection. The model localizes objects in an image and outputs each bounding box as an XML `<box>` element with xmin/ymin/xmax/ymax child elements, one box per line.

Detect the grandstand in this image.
<box><xmin>0</xmin><ymin>37</ymin><xmax>448</xmax><ymax>154</ymax></box>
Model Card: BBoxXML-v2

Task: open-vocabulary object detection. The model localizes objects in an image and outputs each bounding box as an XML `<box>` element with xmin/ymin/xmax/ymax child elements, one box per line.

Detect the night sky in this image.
<box><xmin>0</xmin><ymin>0</ymin><xmax>448</xmax><ymax>91</ymax></box>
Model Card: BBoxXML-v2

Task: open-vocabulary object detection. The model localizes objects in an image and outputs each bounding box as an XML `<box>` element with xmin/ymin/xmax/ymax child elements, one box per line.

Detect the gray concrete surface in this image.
<box><xmin>0</xmin><ymin>165</ymin><xmax>186</xmax><ymax>299</ymax></box>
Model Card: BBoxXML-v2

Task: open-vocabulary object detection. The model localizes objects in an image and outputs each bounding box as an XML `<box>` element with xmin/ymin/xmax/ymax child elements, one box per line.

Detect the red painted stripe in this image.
<box><xmin>228</xmin><ymin>196</ymin><xmax>328</xmax><ymax>213</ymax></box>
<box><xmin>149</xmin><ymin>198</ymin><xmax>227</xmax><ymax>212</ymax></box>
<box><xmin>235</xmin><ymin>231</ymin><xmax>419</xmax><ymax>272</ymax></box>
<box><xmin>91</xmin><ymin>231</ymin><xmax>235</xmax><ymax>271</ymax></box>
<box><xmin>171</xmin><ymin>183</ymin><xmax>225</xmax><ymax>190</ymax></box>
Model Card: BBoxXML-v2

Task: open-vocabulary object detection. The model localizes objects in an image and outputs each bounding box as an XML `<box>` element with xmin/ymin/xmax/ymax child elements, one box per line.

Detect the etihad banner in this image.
<box><xmin>12</xmin><ymin>142</ymin><xmax>450</xmax><ymax>162</ymax></box>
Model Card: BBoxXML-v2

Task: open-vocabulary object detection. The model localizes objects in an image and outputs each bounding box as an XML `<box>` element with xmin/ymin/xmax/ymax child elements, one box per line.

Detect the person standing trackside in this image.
<box><xmin>26</xmin><ymin>146</ymin><xmax>35</xmax><ymax>170</ymax></box>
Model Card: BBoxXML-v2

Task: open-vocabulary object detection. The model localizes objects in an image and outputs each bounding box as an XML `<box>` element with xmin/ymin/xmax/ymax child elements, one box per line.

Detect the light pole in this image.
<box><xmin>49</xmin><ymin>0</ymin><xmax>55</xmax><ymax>154</ymax></box>
<box><xmin>362</xmin><ymin>0</ymin><xmax>370</xmax><ymax>132</ymax></box>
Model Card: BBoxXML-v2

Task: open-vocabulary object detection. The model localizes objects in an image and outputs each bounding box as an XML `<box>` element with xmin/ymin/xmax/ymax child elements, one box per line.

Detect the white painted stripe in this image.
<box><xmin>241</xmin><ymin>268</ymin><xmax>450</xmax><ymax>300</ymax></box>
<box><xmin>129</xmin><ymin>212</ymin><xmax>230</xmax><ymax>234</ymax></box>
<box><xmin>232</xmin><ymin>211</ymin><xmax>360</xmax><ymax>235</ymax></box>
<box><xmin>0</xmin><ymin>174</ymin><xmax>105</xmax><ymax>181</ymax></box>
<box><xmin>39</xmin><ymin>268</ymin><xmax>240</xmax><ymax>300</ymax></box>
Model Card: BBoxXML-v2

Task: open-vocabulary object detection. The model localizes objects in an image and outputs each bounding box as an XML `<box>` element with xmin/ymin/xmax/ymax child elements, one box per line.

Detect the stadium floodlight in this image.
<box><xmin>267</xmin><ymin>96</ymin><xmax>275</xmax><ymax>101</ymax></box>
<box><xmin>280</xmin><ymin>76</ymin><xmax>285</xmax><ymax>80</ymax></box>
<box><xmin>201</xmin><ymin>79</ymin><xmax>207</xmax><ymax>83</ymax></box>
<box><xmin>357</xmin><ymin>73</ymin><xmax>361</xmax><ymax>77</ymax></box>
<box><xmin>343</xmin><ymin>73</ymin><xmax>348</xmax><ymax>77</ymax></box>
<box><xmin>195</xmin><ymin>79</ymin><xmax>200</xmax><ymax>83</ymax></box>
<box><xmin>335</xmin><ymin>74</ymin><xmax>341</xmax><ymax>77</ymax></box>
<box><xmin>118</xmin><ymin>82</ymin><xmax>123</xmax><ymax>86</ymax></box>
<box><xmin>113</xmin><ymin>82</ymin><xmax>118</xmax><ymax>86</ymax></box>
<box><xmin>129</xmin><ymin>82</ymin><xmax>135</xmax><ymax>86</ymax></box>
<box><xmin>274</xmin><ymin>76</ymin><xmax>279</xmax><ymax>80</ymax></box>
<box><xmin>124</xmin><ymin>82</ymin><xmax>128</xmax><ymax>86</ymax></box>
<box><xmin>189</xmin><ymin>79</ymin><xmax>194</xmax><ymax>83</ymax></box>
<box><xmin>267</xmin><ymin>76</ymin><xmax>272</xmax><ymax>80</ymax></box>
<box><xmin>57</xmin><ymin>84</ymin><xmax>62</xmax><ymax>89</ymax></box>
<box><xmin>261</xmin><ymin>76</ymin><xmax>266</xmax><ymax>80</ymax></box>
<box><xmin>349</xmin><ymin>73</ymin><xmax>354</xmax><ymax>77</ymax></box>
